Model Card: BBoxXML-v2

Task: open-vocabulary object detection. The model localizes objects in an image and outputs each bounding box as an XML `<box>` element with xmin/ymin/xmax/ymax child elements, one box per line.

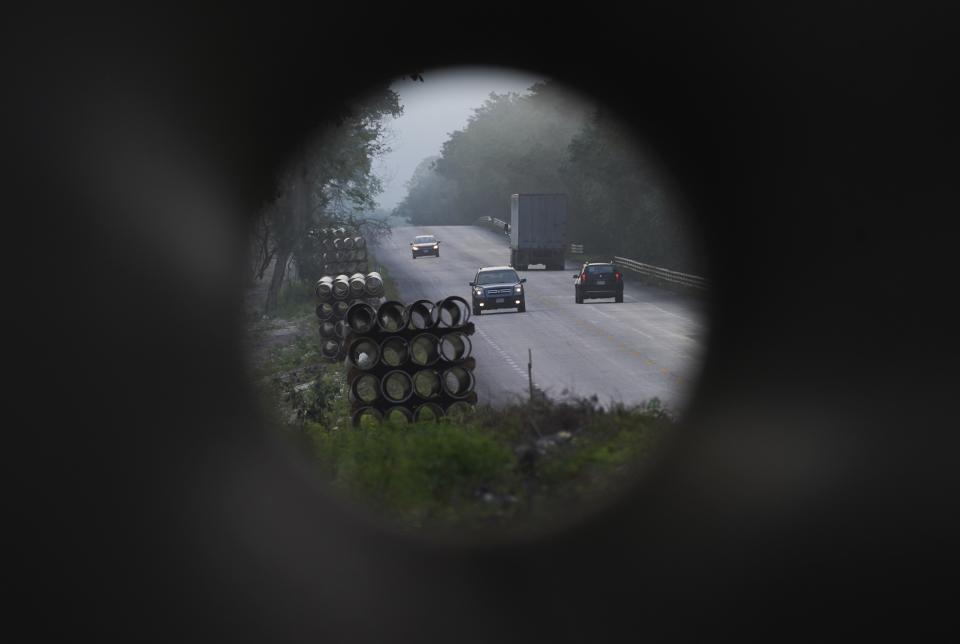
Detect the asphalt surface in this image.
<box><xmin>370</xmin><ymin>225</ymin><xmax>708</xmax><ymax>412</ymax></box>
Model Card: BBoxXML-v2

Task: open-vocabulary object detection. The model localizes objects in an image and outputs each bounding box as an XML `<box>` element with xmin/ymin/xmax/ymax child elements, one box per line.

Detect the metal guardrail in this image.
<box><xmin>475</xmin><ymin>216</ymin><xmax>509</xmax><ymax>231</ymax></box>
<box><xmin>613</xmin><ymin>256</ymin><xmax>708</xmax><ymax>290</ymax></box>
<box><xmin>473</xmin><ymin>218</ymin><xmax>706</xmax><ymax>290</ymax></box>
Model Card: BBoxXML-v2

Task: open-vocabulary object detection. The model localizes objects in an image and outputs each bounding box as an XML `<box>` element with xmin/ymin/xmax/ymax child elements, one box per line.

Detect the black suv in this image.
<box><xmin>470</xmin><ymin>266</ymin><xmax>526</xmax><ymax>315</ymax></box>
<box><xmin>410</xmin><ymin>234</ymin><xmax>440</xmax><ymax>259</ymax></box>
<box><xmin>574</xmin><ymin>262</ymin><xmax>624</xmax><ymax>303</ymax></box>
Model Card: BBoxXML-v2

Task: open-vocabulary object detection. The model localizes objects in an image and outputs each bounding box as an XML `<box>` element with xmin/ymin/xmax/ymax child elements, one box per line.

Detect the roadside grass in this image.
<box><xmin>253</xmin><ymin>328</ymin><xmax>352</xmax><ymax>425</ymax></box>
<box><xmin>275</xmin><ymin>280</ymin><xmax>316</xmax><ymax>320</ymax></box>
<box><xmin>295</xmin><ymin>381</ymin><xmax>674</xmax><ymax>535</ymax></box>
<box><xmin>267</xmin><ymin>332</ymin><xmax>321</xmax><ymax>374</ymax></box>
<box><xmin>306</xmin><ymin>417</ymin><xmax>518</xmax><ymax>530</ymax></box>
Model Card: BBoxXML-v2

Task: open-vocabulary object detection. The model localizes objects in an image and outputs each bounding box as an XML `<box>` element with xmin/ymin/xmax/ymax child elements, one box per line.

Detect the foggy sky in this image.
<box><xmin>376</xmin><ymin>67</ymin><xmax>546</xmax><ymax>212</ymax></box>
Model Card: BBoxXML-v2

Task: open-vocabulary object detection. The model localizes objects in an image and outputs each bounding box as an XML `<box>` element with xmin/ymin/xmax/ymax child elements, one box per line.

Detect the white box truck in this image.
<box><xmin>509</xmin><ymin>193</ymin><xmax>567</xmax><ymax>271</ymax></box>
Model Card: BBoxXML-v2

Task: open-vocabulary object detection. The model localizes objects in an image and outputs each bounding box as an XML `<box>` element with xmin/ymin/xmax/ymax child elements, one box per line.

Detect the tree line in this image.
<box><xmin>250</xmin><ymin>85</ymin><xmax>402</xmax><ymax>314</ymax></box>
<box><xmin>392</xmin><ymin>81</ymin><xmax>699</xmax><ymax>274</ymax></box>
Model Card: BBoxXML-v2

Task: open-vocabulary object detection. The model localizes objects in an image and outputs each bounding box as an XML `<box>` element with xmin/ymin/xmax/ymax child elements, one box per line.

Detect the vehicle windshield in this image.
<box><xmin>586</xmin><ymin>265</ymin><xmax>615</xmax><ymax>274</ymax></box>
<box><xmin>477</xmin><ymin>269</ymin><xmax>519</xmax><ymax>285</ymax></box>
<box><xmin>414</xmin><ymin>236</ymin><xmax>435</xmax><ymax>244</ymax></box>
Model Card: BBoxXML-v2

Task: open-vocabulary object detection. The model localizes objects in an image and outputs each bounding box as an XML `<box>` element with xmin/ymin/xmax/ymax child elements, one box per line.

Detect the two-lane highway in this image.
<box><xmin>370</xmin><ymin>226</ymin><xmax>707</xmax><ymax>412</ymax></box>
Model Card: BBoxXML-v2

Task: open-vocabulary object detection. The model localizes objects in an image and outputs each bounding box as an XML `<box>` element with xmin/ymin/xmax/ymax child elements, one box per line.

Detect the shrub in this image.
<box><xmin>275</xmin><ymin>280</ymin><xmax>315</xmax><ymax>319</ymax></box>
<box><xmin>307</xmin><ymin>419</ymin><xmax>517</xmax><ymax>529</ymax></box>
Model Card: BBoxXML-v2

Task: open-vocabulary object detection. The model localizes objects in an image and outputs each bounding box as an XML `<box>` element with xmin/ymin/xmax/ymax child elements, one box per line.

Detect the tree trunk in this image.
<box><xmin>264</xmin><ymin>247</ymin><xmax>291</xmax><ymax>315</ymax></box>
<box><xmin>264</xmin><ymin>162</ymin><xmax>309</xmax><ymax>316</ymax></box>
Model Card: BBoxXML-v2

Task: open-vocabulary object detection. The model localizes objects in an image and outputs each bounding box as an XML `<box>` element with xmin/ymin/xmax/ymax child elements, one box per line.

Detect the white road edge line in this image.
<box><xmin>475</xmin><ymin>326</ymin><xmax>540</xmax><ymax>391</ymax></box>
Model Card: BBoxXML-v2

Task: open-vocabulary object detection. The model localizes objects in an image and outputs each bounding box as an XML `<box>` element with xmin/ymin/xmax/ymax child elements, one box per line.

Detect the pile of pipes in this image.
<box><xmin>313</xmin><ymin>227</ymin><xmax>368</xmax><ymax>276</ymax></box>
<box><xmin>315</xmin><ymin>271</ymin><xmax>385</xmax><ymax>361</ymax></box>
<box><xmin>343</xmin><ymin>297</ymin><xmax>478</xmax><ymax>426</ymax></box>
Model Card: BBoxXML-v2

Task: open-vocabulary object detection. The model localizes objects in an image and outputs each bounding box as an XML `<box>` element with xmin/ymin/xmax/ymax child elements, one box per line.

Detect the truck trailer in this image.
<box><xmin>509</xmin><ymin>193</ymin><xmax>567</xmax><ymax>271</ymax></box>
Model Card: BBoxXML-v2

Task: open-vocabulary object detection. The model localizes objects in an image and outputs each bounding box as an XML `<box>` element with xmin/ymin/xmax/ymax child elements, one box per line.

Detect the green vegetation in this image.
<box><xmin>274</xmin><ymin>280</ymin><xmax>317</xmax><ymax>320</ymax></box>
<box><xmin>301</xmin><ymin>394</ymin><xmax>672</xmax><ymax>536</ymax></box>
<box><xmin>307</xmin><ymin>419</ymin><xmax>516</xmax><ymax>529</ymax></box>
<box><xmin>261</xmin><ymin>332</ymin><xmax>319</xmax><ymax>376</ymax></box>
<box><xmin>252</xmin><ymin>84</ymin><xmax>403</xmax><ymax>314</ymax></box>
<box><xmin>259</xmin><ymin>333</ymin><xmax>674</xmax><ymax>535</ymax></box>
<box><xmin>392</xmin><ymin>81</ymin><xmax>700</xmax><ymax>274</ymax></box>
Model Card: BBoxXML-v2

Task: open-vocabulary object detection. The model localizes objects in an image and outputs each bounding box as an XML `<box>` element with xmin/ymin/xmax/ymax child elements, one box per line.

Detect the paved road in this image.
<box><xmin>370</xmin><ymin>226</ymin><xmax>707</xmax><ymax>412</ymax></box>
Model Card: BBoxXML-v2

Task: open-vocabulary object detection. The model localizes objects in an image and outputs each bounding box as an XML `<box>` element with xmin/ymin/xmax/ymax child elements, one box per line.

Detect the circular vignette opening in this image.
<box><xmin>245</xmin><ymin>64</ymin><xmax>712</xmax><ymax>547</ymax></box>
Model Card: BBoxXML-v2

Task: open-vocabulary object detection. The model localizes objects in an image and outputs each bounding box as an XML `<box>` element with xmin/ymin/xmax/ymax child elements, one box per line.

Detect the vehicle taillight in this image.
<box><xmin>580</xmin><ymin>273</ymin><xmax>587</xmax><ymax>284</ymax></box>
<box><xmin>615</xmin><ymin>271</ymin><xmax>622</xmax><ymax>281</ymax></box>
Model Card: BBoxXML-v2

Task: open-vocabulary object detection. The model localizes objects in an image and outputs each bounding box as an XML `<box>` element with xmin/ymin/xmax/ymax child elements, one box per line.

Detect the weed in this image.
<box><xmin>275</xmin><ymin>280</ymin><xmax>316</xmax><ymax>320</ymax></box>
<box><xmin>299</xmin><ymin>394</ymin><xmax>674</xmax><ymax>534</ymax></box>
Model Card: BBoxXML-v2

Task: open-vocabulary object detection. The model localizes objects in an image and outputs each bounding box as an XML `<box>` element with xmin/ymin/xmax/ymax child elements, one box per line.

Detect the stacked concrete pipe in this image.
<box><xmin>344</xmin><ymin>297</ymin><xmax>478</xmax><ymax>427</ymax></box>
<box><xmin>313</xmin><ymin>226</ymin><xmax>383</xmax><ymax>361</ymax></box>
<box><xmin>312</xmin><ymin>227</ymin><xmax>369</xmax><ymax>275</ymax></box>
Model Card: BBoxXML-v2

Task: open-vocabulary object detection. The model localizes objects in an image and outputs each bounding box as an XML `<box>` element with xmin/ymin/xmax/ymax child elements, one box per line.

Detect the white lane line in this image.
<box><xmin>578</xmin><ymin>305</ymin><xmax>658</xmax><ymax>341</ymax></box>
<box><xmin>650</xmin><ymin>304</ymin><xmax>696</xmax><ymax>324</ymax></box>
<box><xmin>575</xmin><ymin>300</ymin><xmax>700</xmax><ymax>344</ymax></box>
<box><xmin>474</xmin><ymin>325</ymin><xmax>540</xmax><ymax>390</ymax></box>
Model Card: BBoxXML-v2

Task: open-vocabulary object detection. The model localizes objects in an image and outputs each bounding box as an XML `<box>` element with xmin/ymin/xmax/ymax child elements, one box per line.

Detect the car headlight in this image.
<box><xmin>474</xmin><ymin>289</ymin><xmax>483</xmax><ymax>297</ymax></box>
<box><xmin>515</xmin><ymin>286</ymin><xmax>522</xmax><ymax>293</ymax></box>
<box><xmin>433</xmin><ymin>245</ymin><xmax>438</xmax><ymax>250</ymax></box>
